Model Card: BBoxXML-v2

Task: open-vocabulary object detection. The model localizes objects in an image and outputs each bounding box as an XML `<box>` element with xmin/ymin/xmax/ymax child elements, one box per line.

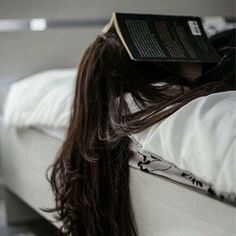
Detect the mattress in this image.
<box><xmin>0</xmin><ymin>118</ymin><xmax>60</xmax><ymax>224</ymax></box>
<box><xmin>130</xmin><ymin>166</ymin><xmax>236</xmax><ymax>236</ymax></box>
<box><xmin>33</xmin><ymin>126</ymin><xmax>236</xmax><ymax>206</ymax></box>
<box><xmin>0</xmin><ymin>119</ymin><xmax>235</xmax><ymax>235</ymax></box>
<box><xmin>129</xmin><ymin>143</ymin><xmax>236</xmax><ymax>206</ymax></box>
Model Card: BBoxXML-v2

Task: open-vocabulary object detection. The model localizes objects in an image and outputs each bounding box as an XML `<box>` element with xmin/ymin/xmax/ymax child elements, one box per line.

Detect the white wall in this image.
<box><xmin>0</xmin><ymin>0</ymin><xmax>235</xmax><ymax>94</ymax></box>
<box><xmin>0</xmin><ymin>0</ymin><xmax>235</xmax><ymax>19</ymax></box>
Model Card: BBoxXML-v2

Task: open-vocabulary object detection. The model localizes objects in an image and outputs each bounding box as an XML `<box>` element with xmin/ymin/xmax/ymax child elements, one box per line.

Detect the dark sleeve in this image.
<box><xmin>199</xmin><ymin>29</ymin><xmax>236</xmax><ymax>89</ymax></box>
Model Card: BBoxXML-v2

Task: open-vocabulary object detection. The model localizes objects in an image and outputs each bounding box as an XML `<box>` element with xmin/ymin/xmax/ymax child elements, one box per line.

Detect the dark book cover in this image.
<box><xmin>116</xmin><ymin>13</ymin><xmax>220</xmax><ymax>63</ymax></box>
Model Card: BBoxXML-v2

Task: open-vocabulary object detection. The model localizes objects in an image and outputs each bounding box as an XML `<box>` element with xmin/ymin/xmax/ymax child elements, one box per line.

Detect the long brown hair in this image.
<box><xmin>49</xmin><ymin>31</ymin><xmax>234</xmax><ymax>235</ymax></box>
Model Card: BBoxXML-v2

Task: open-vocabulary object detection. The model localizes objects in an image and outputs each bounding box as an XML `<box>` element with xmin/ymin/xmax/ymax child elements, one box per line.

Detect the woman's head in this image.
<box><xmin>74</xmin><ymin>32</ymin><xmax>182</xmax><ymax>99</ymax></box>
<box><xmin>72</xmin><ymin>32</ymin><xmax>204</xmax><ymax>138</ymax></box>
<box><xmin>49</xmin><ymin>31</ymin><xmax>234</xmax><ymax>236</ymax></box>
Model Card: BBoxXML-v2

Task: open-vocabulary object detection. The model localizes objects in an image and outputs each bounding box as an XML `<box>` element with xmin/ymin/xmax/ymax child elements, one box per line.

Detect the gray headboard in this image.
<box><xmin>0</xmin><ymin>0</ymin><xmax>235</xmax><ymax>85</ymax></box>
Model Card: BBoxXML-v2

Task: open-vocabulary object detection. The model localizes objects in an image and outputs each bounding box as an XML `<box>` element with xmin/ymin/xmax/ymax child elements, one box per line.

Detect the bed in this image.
<box><xmin>0</xmin><ymin>1</ymin><xmax>235</xmax><ymax>235</ymax></box>
<box><xmin>0</xmin><ymin>119</ymin><xmax>235</xmax><ymax>236</ymax></box>
<box><xmin>1</xmin><ymin>70</ymin><xmax>236</xmax><ymax>236</ymax></box>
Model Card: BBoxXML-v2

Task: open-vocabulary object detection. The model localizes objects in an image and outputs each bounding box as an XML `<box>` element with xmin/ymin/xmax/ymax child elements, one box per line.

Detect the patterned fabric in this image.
<box><xmin>129</xmin><ymin>142</ymin><xmax>236</xmax><ymax>206</ymax></box>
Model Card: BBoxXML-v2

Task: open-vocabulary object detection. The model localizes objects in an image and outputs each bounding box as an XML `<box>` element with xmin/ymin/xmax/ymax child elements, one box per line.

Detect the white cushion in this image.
<box><xmin>3</xmin><ymin>68</ymin><xmax>77</xmax><ymax>128</ymax></box>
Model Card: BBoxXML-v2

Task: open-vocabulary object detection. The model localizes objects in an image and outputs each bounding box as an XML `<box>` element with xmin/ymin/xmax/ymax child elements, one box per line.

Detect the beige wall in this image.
<box><xmin>0</xmin><ymin>0</ymin><xmax>235</xmax><ymax>19</ymax></box>
<box><xmin>0</xmin><ymin>0</ymin><xmax>235</xmax><ymax>86</ymax></box>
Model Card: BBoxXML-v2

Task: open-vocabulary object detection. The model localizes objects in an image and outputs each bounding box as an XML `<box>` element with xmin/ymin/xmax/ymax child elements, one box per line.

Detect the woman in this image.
<box><xmin>49</xmin><ymin>29</ymin><xmax>235</xmax><ymax>235</ymax></box>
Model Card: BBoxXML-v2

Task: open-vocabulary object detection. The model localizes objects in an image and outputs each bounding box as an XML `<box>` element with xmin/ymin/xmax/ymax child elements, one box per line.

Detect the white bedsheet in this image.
<box><xmin>130</xmin><ymin>91</ymin><xmax>236</xmax><ymax>194</ymax></box>
<box><xmin>32</xmin><ymin>127</ymin><xmax>67</xmax><ymax>141</ymax></box>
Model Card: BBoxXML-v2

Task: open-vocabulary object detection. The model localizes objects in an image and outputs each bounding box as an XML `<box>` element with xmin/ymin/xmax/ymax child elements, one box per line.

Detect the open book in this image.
<box><xmin>103</xmin><ymin>13</ymin><xmax>220</xmax><ymax>63</ymax></box>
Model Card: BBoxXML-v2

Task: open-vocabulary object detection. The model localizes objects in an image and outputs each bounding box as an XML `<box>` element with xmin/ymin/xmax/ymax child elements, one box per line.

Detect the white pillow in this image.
<box><xmin>3</xmin><ymin>68</ymin><xmax>77</xmax><ymax>128</ymax></box>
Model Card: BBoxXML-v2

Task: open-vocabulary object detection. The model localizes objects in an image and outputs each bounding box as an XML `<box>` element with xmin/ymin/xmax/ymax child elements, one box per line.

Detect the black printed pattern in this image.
<box><xmin>129</xmin><ymin>149</ymin><xmax>236</xmax><ymax>206</ymax></box>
